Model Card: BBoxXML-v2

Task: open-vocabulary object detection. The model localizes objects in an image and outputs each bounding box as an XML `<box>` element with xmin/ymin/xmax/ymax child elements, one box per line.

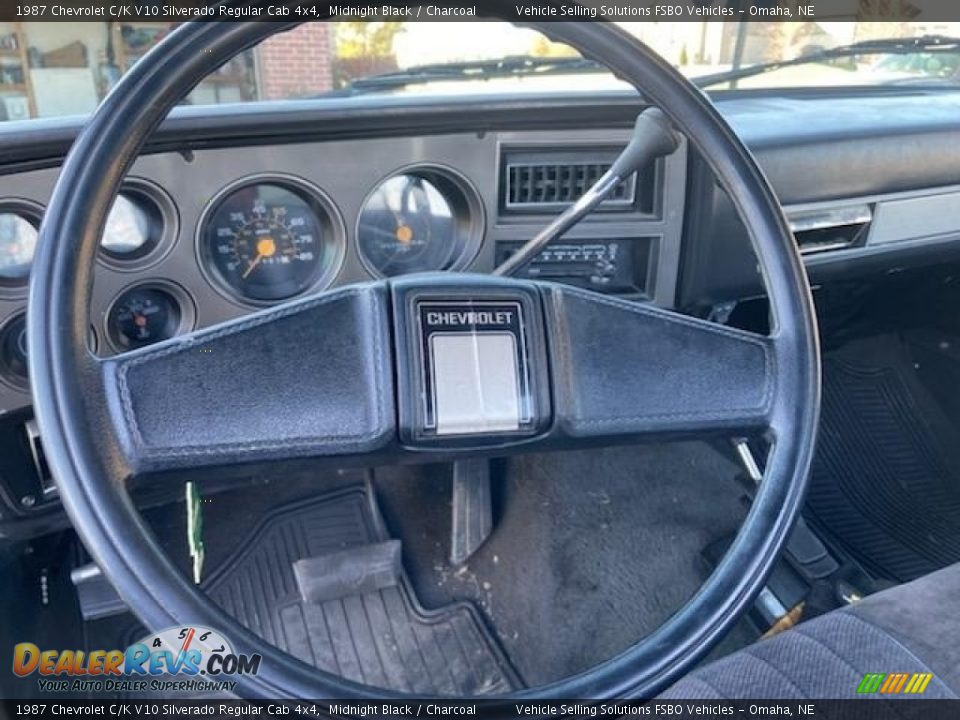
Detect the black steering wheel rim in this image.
<box><xmin>27</xmin><ymin>14</ymin><xmax>820</xmax><ymax>700</ymax></box>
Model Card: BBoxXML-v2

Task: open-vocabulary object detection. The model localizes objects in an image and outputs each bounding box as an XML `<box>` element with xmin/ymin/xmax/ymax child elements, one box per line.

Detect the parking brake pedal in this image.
<box><xmin>450</xmin><ymin>458</ymin><xmax>493</xmax><ymax>566</ymax></box>
<box><xmin>294</xmin><ymin>539</ymin><xmax>402</xmax><ymax>604</ymax></box>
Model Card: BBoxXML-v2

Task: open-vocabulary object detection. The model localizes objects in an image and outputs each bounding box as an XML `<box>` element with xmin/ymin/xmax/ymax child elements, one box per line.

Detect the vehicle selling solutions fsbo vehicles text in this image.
<box><xmin>513</xmin><ymin>4</ymin><xmax>813</xmax><ymax>17</ymax></box>
<box><xmin>514</xmin><ymin>4</ymin><xmax>739</xmax><ymax>18</ymax></box>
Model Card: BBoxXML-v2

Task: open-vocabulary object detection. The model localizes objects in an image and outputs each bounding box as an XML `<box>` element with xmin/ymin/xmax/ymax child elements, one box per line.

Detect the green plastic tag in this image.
<box><xmin>186</xmin><ymin>481</ymin><xmax>204</xmax><ymax>584</ymax></box>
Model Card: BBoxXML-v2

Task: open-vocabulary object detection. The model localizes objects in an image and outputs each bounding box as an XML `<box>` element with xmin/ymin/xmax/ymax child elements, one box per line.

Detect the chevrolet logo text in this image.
<box><xmin>425</xmin><ymin>311</ymin><xmax>513</xmax><ymax>326</ymax></box>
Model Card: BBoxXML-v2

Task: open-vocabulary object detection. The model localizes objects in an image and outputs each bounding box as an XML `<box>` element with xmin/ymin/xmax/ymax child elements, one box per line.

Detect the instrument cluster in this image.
<box><xmin>195</xmin><ymin>167</ymin><xmax>482</xmax><ymax>305</ymax></box>
<box><xmin>0</xmin><ymin>165</ymin><xmax>485</xmax><ymax>393</ymax></box>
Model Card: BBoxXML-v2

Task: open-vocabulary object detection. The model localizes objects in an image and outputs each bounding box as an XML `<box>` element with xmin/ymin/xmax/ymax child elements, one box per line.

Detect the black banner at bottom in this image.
<box><xmin>3</xmin><ymin>699</ymin><xmax>960</xmax><ymax>720</ymax></box>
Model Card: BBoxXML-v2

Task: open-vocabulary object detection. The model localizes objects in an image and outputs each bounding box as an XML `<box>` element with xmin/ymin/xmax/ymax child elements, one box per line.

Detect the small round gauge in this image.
<box><xmin>99</xmin><ymin>181</ymin><xmax>176</xmax><ymax>270</ymax></box>
<box><xmin>101</xmin><ymin>194</ymin><xmax>153</xmax><ymax>258</ymax></box>
<box><xmin>357</xmin><ymin>168</ymin><xmax>481</xmax><ymax>278</ymax></box>
<box><xmin>0</xmin><ymin>313</ymin><xmax>28</xmax><ymax>389</ymax></box>
<box><xmin>106</xmin><ymin>284</ymin><xmax>191</xmax><ymax>352</ymax></box>
<box><xmin>0</xmin><ymin>209</ymin><xmax>40</xmax><ymax>287</ymax></box>
<box><xmin>199</xmin><ymin>177</ymin><xmax>343</xmax><ymax>305</ymax></box>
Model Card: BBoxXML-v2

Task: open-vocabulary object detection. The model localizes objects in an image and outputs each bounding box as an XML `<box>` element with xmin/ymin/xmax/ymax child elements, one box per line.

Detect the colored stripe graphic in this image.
<box><xmin>857</xmin><ymin>673</ymin><xmax>885</xmax><ymax>693</ymax></box>
<box><xmin>906</xmin><ymin>673</ymin><xmax>933</xmax><ymax>694</ymax></box>
<box><xmin>880</xmin><ymin>673</ymin><xmax>908</xmax><ymax>694</ymax></box>
<box><xmin>858</xmin><ymin>672</ymin><xmax>932</xmax><ymax>695</ymax></box>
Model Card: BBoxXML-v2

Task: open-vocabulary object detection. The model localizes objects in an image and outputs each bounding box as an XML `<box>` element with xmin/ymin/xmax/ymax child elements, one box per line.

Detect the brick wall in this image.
<box><xmin>256</xmin><ymin>24</ymin><xmax>334</xmax><ymax>100</ymax></box>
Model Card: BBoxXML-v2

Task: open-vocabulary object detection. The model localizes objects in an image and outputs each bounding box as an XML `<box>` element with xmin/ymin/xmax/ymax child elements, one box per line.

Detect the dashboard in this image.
<box><xmin>2</xmin><ymin>87</ymin><xmax>960</xmax><ymax>533</ymax></box>
<box><xmin>0</xmin><ymin>119</ymin><xmax>688</xmax><ymax>416</ymax></box>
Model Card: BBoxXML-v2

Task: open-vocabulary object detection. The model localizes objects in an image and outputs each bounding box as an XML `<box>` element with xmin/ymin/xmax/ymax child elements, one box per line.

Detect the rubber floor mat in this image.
<box><xmin>808</xmin><ymin>352</ymin><xmax>960</xmax><ymax>582</ymax></box>
<box><xmin>201</xmin><ymin>486</ymin><xmax>520</xmax><ymax>695</ymax></box>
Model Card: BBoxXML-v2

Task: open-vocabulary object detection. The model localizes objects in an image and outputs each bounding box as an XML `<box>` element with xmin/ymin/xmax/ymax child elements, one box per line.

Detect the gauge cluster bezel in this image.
<box><xmin>195</xmin><ymin>173</ymin><xmax>347</xmax><ymax>308</ymax></box>
<box><xmin>98</xmin><ymin>177</ymin><xmax>180</xmax><ymax>272</ymax></box>
<box><xmin>355</xmin><ymin>163</ymin><xmax>485</xmax><ymax>279</ymax></box>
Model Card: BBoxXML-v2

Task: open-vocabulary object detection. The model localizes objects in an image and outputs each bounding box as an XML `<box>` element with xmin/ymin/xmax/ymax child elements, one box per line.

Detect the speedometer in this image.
<box><xmin>199</xmin><ymin>177</ymin><xmax>344</xmax><ymax>305</ymax></box>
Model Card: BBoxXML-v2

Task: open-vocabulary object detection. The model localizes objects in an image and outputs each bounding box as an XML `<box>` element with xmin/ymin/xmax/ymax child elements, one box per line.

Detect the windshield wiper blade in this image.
<box><xmin>341</xmin><ymin>55</ymin><xmax>608</xmax><ymax>94</ymax></box>
<box><xmin>693</xmin><ymin>34</ymin><xmax>960</xmax><ymax>89</ymax></box>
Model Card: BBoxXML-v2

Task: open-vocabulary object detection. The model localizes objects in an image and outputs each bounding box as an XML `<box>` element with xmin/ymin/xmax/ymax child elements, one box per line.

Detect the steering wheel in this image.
<box><xmin>27</xmin><ymin>15</ymin><xmax>819</xmax><ymax>700</ymax></box>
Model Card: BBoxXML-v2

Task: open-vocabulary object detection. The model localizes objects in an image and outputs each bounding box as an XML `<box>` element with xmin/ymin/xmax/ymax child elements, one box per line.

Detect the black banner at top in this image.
<box><xmin>2</xmin><ymin>699</ymin><xmax>960</xmax><ymax>719</ymax></box>
<box><xmin>6</xmin><ymin>0</ymin><xmax>960</xmax><ymax>23</ymax></box>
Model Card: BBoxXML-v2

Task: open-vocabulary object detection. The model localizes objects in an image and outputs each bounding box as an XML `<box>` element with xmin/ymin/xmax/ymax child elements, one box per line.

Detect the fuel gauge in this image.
<box><xmin>106</xmin><ymin>283</ymin><xmax>193</xmax><ymax>353</ymax></box>
<box><xmin>356</xmin><ymin>168</ymin><xmax>481</xmax><ymax>278</ymax></box>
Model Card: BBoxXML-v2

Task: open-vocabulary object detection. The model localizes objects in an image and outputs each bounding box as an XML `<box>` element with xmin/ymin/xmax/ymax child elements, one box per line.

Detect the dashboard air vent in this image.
<box><xmin>788</xmin><ymin>204</ymin><xmax>873</xmax><ymax>255</ymax></box>
<box><xmin>499</xmin><ymin>147</ymin><xmax>658</xmax><ymax>215</ymax></box>
<box><xmin>505</xmin><ymin>161</ymin><xmax>635</xmax><ymax>210</ymax></box>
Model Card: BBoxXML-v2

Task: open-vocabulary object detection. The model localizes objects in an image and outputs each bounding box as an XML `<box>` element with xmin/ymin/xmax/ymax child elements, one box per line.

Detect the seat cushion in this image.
<box><xmin>661</xmin><ymin>563</ymin><xmax>960</xmax><ymax>699</ymax></box>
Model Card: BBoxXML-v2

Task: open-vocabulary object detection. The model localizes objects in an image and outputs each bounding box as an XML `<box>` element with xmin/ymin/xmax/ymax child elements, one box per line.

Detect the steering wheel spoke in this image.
<box><xmin>99</xmin><ymin>284</ymin><xmax>395</xmax><ymax>474</ymax></box>
<box><xmin>99</xmin><ymin>274</ymin><xmax>775</xmax><ymax>478</ymax></box>
<box><xmin>544</xmin><ymin>284</ymin><xmax>776</xmax><ymax>440</ymax></box>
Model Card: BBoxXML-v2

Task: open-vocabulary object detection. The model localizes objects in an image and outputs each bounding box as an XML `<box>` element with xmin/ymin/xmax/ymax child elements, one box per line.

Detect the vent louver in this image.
<box><xmin>504</xmin><ymin>160</ymin><xmax>636</xmax><ymax>212</ymax></box>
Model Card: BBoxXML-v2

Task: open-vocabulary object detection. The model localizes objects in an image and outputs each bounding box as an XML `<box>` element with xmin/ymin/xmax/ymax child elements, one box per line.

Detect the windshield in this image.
<box><xmin>0</xmin><ymin>19</ymin><xmax>957</xmax><ymax>123</ymax></box>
